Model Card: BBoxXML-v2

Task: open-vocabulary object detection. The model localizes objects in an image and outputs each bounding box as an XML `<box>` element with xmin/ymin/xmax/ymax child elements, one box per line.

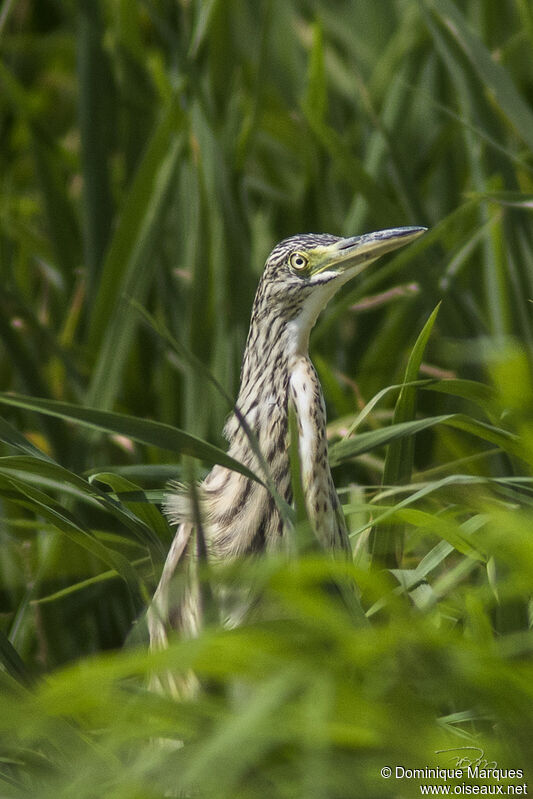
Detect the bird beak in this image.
<box><xmin>312</xmin><ymin>226</ymin><xmax>427</xmax><ymax>281</ymax></box>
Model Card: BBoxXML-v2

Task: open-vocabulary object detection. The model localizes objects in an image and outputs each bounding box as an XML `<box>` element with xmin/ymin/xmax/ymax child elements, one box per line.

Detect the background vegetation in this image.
<box><xmin>1</xmin><ymin>0</ymin><xmax>533</xmax><ymax>796</ymax></box>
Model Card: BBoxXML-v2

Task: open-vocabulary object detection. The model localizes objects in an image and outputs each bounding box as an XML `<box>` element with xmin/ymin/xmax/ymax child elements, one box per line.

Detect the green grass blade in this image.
<box><xmin>371</xmin><ymin>304</ymin><xmax>440</xmax><ymax>567</ymax></box>
<box><xmin>331</xmin><ymin>412</ymin><xmax>519</xmax><ymax>467</ymax></box>
<box><xmin>31</xmin><ymin>132</ymin><xmax>82</xmax><ymax>280</ymax></box>
<box><xmin>386</xmin><ymin>305</ymin><xmax>442</xmax><ymax>482</ymax></box>
<box><xmin>0</xmin><ymin>474</ymin><xmax>144</xmax><ymax>610</ymax></box>
<box><xmin>89</xmin><ymin>471</ymin><xmax>172</xmax><ymax>548</ymax></box>
<box><xmin>86</xmin><ymin>100</ymin><xmax>185</xmax><ymax>412</ymax></box>
<box><xmin>428</xmin><ymin>0</ymin><xmax>533</xmax><ymax>152</ymax></box>
<box><xmin>0</xmin><ymin>392</ymin><xmax>261</xmax><ymax>484</ymax></box>
<box><xmin>344</xmin><ymin>377</ymin><xmax>495</xmax><ymax>439</ymax></box>
<box><xmin>78</xmin><ymin>0</ymin><xmax>114</xmax><ymax>302</ymax></box>
<box><xmin>32</xmin><ymin>562</ymin><xmax>148</xmax><ymax>606</ymax></box>
<box><xmin>331</xmin><ymin>415</ymin><xmax>453</xmax><ymax>466</ymax></box>
<box><xmin>0</xmin><ymin>416</ymin><xmax>55</xmax><ymax>461</ymax></box>
<box><xmin>303</xmin><ymin>115</ymin><xmax>404</xmax><ymax>224</ymax></box>
<box><xmin>0</xmin><ymin>455</ymin><xmax>166</xmax><ymax>554</ymax></box>
<box><xmin>303</xmin><ymin>22</ymin><xmax>327</xmax><ymax>125</ymax></box>
<box><xmin>86</xmin><ymin>99</ymin><xmax>184</xmax><ymax>348</ymax></box>
<box><xmin>0</xmin><ymin>630</ymin><xmax>32</xmax><ymax>686</ymax></box>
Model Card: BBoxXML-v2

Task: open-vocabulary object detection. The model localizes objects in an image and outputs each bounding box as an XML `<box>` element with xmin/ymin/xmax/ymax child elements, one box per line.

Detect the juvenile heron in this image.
<box><xmin>149</xmin><ymin>227</ymin><xmax>425</xmax><ymax>656</ymax></box>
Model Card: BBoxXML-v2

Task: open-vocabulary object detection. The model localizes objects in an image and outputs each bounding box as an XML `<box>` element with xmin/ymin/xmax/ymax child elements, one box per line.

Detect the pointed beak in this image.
<box><xmin>312</xmin><ymin>226</ymin><xmax>427</xmax><ymax>280</ymax></box>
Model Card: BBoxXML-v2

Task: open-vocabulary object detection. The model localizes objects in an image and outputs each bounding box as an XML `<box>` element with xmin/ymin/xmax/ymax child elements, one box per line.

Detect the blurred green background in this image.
<box><xmin>1</xmin><ymin>1</ymin><xmax>533</xmax><ymax>796</ymax></box>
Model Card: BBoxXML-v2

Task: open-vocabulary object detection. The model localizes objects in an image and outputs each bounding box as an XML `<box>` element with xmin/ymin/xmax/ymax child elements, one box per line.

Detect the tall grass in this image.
<box><xmin>1</xmin><ymin>0</ymin><xmax>533</xmax><ymax>796</ymax></box>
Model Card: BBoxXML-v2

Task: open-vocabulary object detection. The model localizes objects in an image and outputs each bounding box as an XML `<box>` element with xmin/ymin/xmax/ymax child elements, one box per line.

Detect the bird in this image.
<box><xmin>148</xmin><ymin>226</ymin><xmax>426</xmax><ymax>675</ymax></box>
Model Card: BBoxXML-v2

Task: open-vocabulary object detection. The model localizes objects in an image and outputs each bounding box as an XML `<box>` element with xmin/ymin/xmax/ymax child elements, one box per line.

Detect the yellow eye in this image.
<box><xmin>289</xmin><ymin>252</ymin><xmax>308</xmax><ymax>271</ymax></box>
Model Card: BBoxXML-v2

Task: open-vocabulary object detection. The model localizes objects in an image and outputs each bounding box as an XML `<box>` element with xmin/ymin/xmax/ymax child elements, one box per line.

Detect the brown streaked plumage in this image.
<box><xmin>148</xmin><ymin>227</ymin><xmax>426</xmax><ymax>672</ymax></box>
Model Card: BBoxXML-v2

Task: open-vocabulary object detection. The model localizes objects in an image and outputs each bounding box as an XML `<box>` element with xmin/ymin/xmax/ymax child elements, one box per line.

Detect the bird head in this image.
<box><xmin>251</xmin><ymin>226</ymin><xmax>426</xmax><ymax>354</ymax></box>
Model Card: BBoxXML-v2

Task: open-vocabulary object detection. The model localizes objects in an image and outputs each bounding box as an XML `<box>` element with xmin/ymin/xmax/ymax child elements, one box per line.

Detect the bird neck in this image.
<box><xmin>202</xmin><ymin>281</ymin><xmax>350</xmax><ymax>556</ymax></box>
<box><xmin>232</xmin><ymin>309</ymin><xmax>318</xmax><ymax>450</ymax></box>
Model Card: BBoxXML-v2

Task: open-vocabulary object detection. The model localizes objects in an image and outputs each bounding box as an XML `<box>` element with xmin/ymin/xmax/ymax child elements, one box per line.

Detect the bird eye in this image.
<box><xmin>289</xmin><ymin>252</ymin><xmax>308</xmax><ymax>271</ymax></box>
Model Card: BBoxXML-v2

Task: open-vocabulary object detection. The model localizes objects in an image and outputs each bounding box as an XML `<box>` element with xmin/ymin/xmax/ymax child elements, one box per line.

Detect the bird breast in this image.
<box><xmin>288</xmin><ymin>357</ymin><xmax>345</xmax><ymax>548</ymax></box>
<box><xmin>289</xmin><ymin>357</ymin><xmax>327</xmax><ymax>489</ymax></box>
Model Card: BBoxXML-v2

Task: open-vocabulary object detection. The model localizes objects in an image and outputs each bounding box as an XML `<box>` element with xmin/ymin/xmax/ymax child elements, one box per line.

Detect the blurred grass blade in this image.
<box><xmin>181</xmin><ymin>668</ymin><xmax>303</xmax><ymax>788</ymax></box>
<box><xmin>78</xmin><ymin>0</ymin><xmax>114</xmax><ymax>302</ymax></box>
<box><xmin>31</xmin><ymin>134</ymin><xmax>82</xmax><ymax>279</ymax></box>
<box><xmin>0</xmin><ymin>59</ymin><xmax>81</xmax><ymax>277</ymax></box>
<box><xmin>0</xmin><ymin>630</ymin><xmax>32</xmax><ymax>686</ymax></box>
<box><xmin>86</xmin><ymin>100</ymin><xmax>185</xmax><ymax>411</ymax></box>
<box><xmin>0</xmin><ymin>455</ymin><xmax>167</xmax><ymax>554</ymax></box>
<box><xmin>0</xmin><ymin>317</ymin><xmax>71</xmax><ymax>459</ymax></box>
<box><xmin>185</xmin><ymin>456</ymin><xmax>218</xmax><ymax>630</ymax></box>
<box><xmin>303</xmin><ymin>114</ymin><xmax>403</xmax><ymax>223</ymax></box>
<box><xmin>445</xmin><ymin>415</ymin><xmax>520</xmax><ymax>456</ymax></box>
<box><xmin>133</xmin><ymin>301</ymin><xmax>235</xmax><ymax>409</ymax></box>
<box><xmin>303</xmin><ymin>22</ymin><xmax>326</xmax><ymax>124</ymax></box>
<box><xmin>472</xmin><ymin>191</ymin><xmax>533</xmax><ymax>209</ymax></box>
<box><xmin>0</xmin><ymin>416</ymin><xmax>55</xmax><ymax>461</ymax></box>
<box><xmin>372</xmin><ymin>304</ymin><xmax>440</xmax><ymax>567</ymax></box>
<box><xmin>32</xmin><ymin>563</ymin><xmax>148</xmax><ymax>607</ymax></box>
<box><xmin>387</xmin><ymin>304</ymin><xmax>441</xmax><ymax>477</ymax></box>
<box><xmin>0</xmin><ymin>473</ymin><xmax>144</xmax><ymax>610</ymax></box>
<box><xmin>188</xmin><ymin>0</ymin><xmax>219</xmax><ymax>57</ymax></box>
<box><xmin>86</xmin><ymin>99</ymin><xmax>184</xmax><ymax>347</ymax></box>
<box><xmin>0</xmin><ymin>392</ymin><xmax>261</xmax><ymax>483</ymax></box>
<box><xmin>429</xmin><ymin>0</ymin><xmax>533</xmax><ymax>152</ymax></box>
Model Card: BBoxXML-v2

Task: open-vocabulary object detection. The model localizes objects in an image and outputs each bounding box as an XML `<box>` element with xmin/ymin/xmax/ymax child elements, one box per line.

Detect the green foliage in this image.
<box><xmin>1</xmin><ymin>0</ymin><xmax>533</xmax><ymax>795</ymax></box>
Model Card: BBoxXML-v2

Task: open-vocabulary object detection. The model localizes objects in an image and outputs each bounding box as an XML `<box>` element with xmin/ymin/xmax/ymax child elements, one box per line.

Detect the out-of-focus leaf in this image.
<box><xmin>0</xmin><ymin>416</ymin><xmax>54</xmax><ymax>461</ymax></box>
<box><xmin>78</xmin><ymin>0</ymin><xmax>114</xmax><ymax>300</ymax></box>
<box><xmin>0</xmin><ymin>455</ymin><xmax>166</xmax><ymax>554</ymax></box>
<box><xmin>428</xmin><ymin>0</ymin><xmax>533</xmax><ymax>152</ymax></box>
<box><xmin>33</xmin><ymin>558</ymin><xmax>149</xmax><ymax>606</ymax></box>
<box><xmin>472</xmin><ymin>191</ymin><xmax>533</xmax><ymax>209</ymax></box>
<box><xmin>372</xmin><ymin>305</ymin><xmax>440</xmax><ymax>567</ymax></box>
<box><xmin>0</xmin><ymin>630</ymin><xmax>32</xmax><ymax>686</ymax></box>
<box><xmin>0</xmin><ymin>474</ymin><xmax>144</xmax><ymax>610</ymax></box>
<box><xmin>303</xmin><ymin>22</ymin><xmax>327</xmax><ymax>124</ymax></box>
<box><xmin>86</xmin><ymin>100</ymin><xmax>185</xmax><ymax>411</ymax></box>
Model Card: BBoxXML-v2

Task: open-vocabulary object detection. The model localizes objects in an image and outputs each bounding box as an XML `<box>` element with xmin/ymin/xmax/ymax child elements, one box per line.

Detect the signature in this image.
<box><xmin>435</xmin><ymin>747</ymin><xmax>498</xmax><ymax>770</ymax></box>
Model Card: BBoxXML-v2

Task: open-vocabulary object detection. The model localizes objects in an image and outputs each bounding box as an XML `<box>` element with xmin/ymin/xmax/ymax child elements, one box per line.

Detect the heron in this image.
<box><xmin>148</xmin><ymin>226</ymin><xmax>426</xmax><ymax>671</ymax></box>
